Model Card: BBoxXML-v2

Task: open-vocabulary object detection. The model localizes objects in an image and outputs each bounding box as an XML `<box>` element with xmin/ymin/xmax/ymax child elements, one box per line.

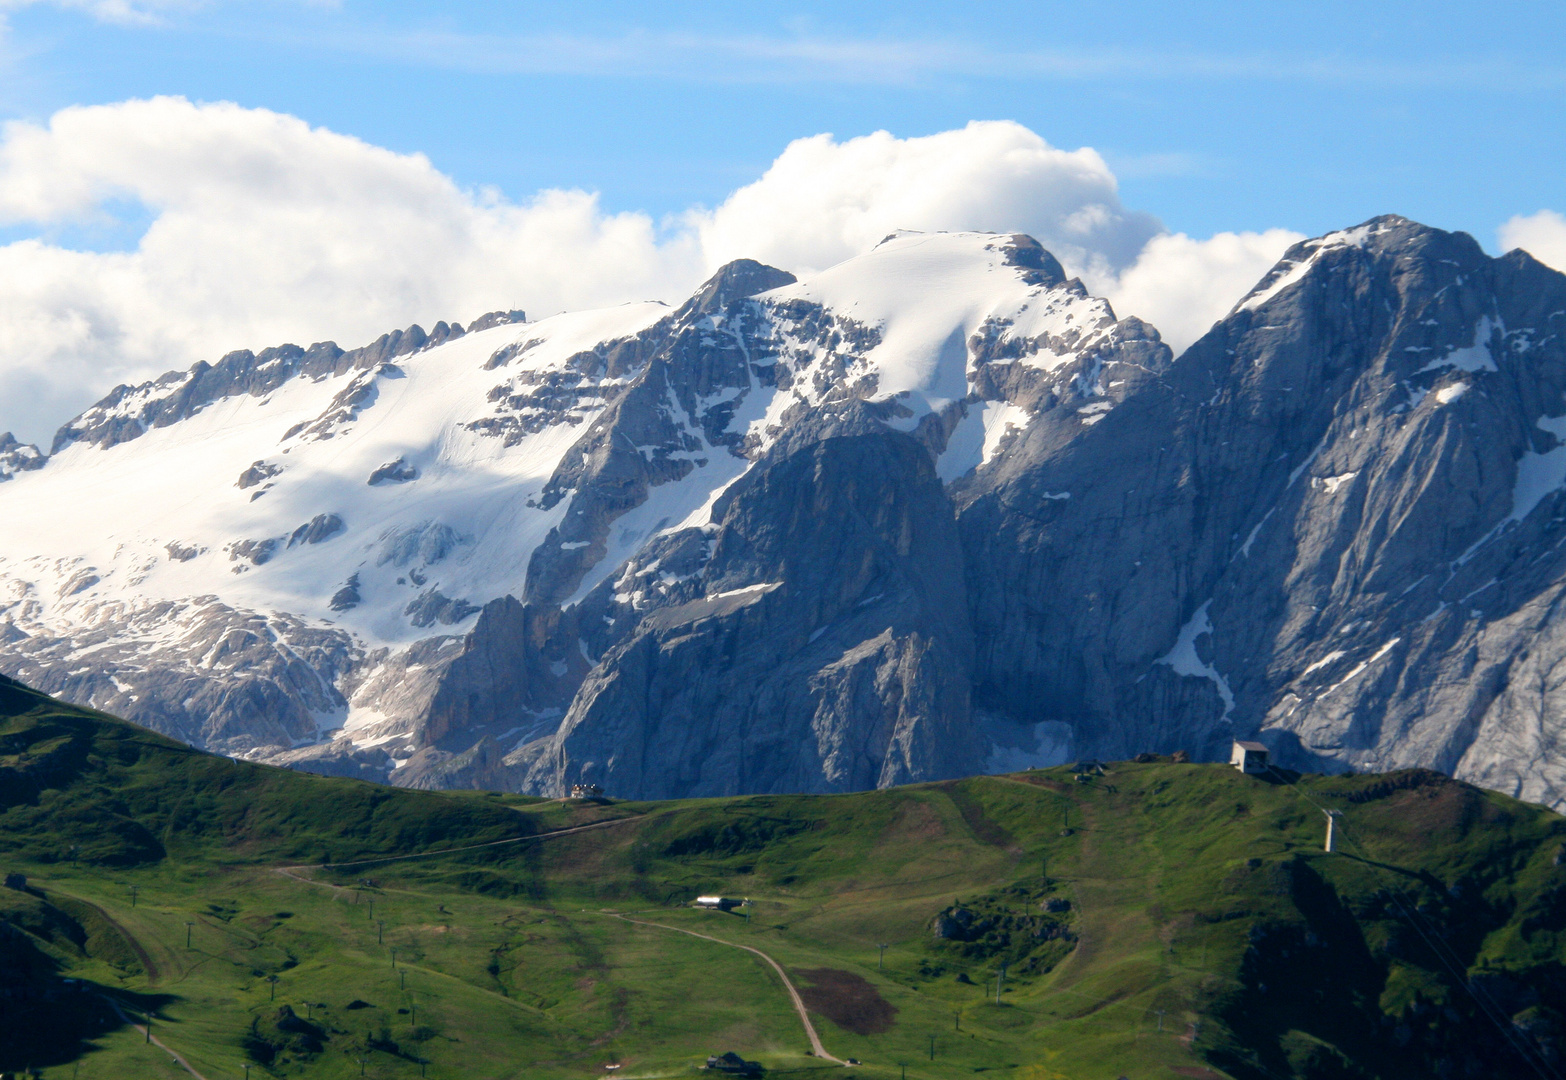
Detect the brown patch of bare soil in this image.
<box><xmin>794</xmin><ymin>968</ymin><xmax>898</xmax><ymax>1035</ymax></box>
<box><xmin>887</xmin><ymin>798</ymin><xmax>948</xmax><ymax>841</ymax></box>
<box><xmin>1388</xmin><ymin>785</ymin><xmax>1471</xmax><ymax>833</ymax></box>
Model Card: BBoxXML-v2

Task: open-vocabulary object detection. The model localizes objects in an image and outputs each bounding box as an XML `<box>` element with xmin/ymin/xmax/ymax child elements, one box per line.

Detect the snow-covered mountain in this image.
<box><xmin>4</xmin><ymin>220</ymin><xmax>1566</xmax><ymax>807</ymax></box>
<box><xmin>0</xmin><ymin>232</ymin><xmax>1140</xmax><ymax>783</ymax></box>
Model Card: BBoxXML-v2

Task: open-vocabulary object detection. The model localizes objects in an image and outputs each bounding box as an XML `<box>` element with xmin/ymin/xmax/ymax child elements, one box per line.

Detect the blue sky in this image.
<box><xmin>0</xmin><ymin>0</ymin><xmax>1562</xmax><ymax>443</ymax></box>
<box><xmin>4</xmin><ymin>0</ymin><xmax>1563</xmax><ymax>243</ymax></box>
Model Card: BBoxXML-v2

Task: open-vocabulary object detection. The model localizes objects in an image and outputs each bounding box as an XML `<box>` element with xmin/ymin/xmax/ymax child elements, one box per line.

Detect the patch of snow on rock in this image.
<box><xmin>1155</xmin><ymin>600</ymin><xmax>1234</xmax><ymax>718</ymax></box>
<box><xmin>936</xmin><ymin>400</ymin><xmax>1032</xmax><ymax>483</ymax></box>
<box><xmin>1417</xmin><ymin>315</ymin><xmax>1500</xmax><ymax>375</ymax></box>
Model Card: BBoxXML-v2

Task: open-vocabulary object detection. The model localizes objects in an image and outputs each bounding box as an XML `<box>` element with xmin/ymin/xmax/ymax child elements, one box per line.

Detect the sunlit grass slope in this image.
<box><xmin>2</xmin><ymin>672</ymin><xmax>1564</xmax><ymax>1080</ymax></box>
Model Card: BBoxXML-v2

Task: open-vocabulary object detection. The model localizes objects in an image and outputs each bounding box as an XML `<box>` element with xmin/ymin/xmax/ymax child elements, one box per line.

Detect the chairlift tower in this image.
<box><xmin>1323</xmin><ymin>809</ymin><xmax>1344</xmax><ymax>853</ymax></box>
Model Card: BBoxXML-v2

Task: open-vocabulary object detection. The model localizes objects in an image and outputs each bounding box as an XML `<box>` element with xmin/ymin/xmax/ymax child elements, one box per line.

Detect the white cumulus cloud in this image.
<box><xmin>1098</xmin><ymin>228</ymin><xmax>1306</xmax><ymax>354</ymax></box>
<box><xmin>693</xmin><ymin>121</ymin><xmax>1160</xmax><ymax>279</ymax></box>
<box><xmin>1499</xmin><ymin>210</ymin><xmax>1566</xmax><ymax>274</ymax></box>
<box><xmin>0</xmin><ymin>99</ymin><xmax>1290</xmax><ymax>447</ymax></box>
<box><xmin>0</xmin><ymin>97</ymin><xmax>698</xmax><ymax>445</ymax></box>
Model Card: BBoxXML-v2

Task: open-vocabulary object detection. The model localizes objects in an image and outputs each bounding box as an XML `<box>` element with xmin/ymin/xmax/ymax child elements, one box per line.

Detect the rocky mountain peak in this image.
<box><xmin>993</xmin><ymin>232</ymin><xmax>1068</xmax><ymax>287</ymax></box>
<box><xmin>679</xmin><ymin>258</ymin><xmax>797</xmax><ymax>319</ymax></box>
<box><xmin>49</xmin><ymin>312</ymin><xmax>510</xmax><ymax>455</ymax></box>
<box><xmin>0</xmin><ymin>432</ymin><xmax>45</xmax><ymax>481</ymax></box>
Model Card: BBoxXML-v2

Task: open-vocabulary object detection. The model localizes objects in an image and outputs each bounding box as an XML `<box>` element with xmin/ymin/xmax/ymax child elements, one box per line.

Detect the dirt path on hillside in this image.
<box><xmin>103</xmin><ymin>996</ymin><xmax>211</xmax><ymax>1080</ymax></box>
<box><xmin>603</xmin><ymin>913</ymin><xmax>846</xmax><ymax>1066</ymax></box>
<box><xmin>65</xmin><ymin>893</ymin><xmax>161</xmax><ymax>983</ymax></box>
<box><xmin>43</xmin><ymin>887</ymin><xmax>213</xmax><ymax>1078</ymax></box>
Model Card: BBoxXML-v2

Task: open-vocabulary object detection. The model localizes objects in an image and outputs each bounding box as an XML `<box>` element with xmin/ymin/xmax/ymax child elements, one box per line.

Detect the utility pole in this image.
<box><xmin>877</xmin><ymin>943</ymin><xmax>888</xmax><ymax>970</ymax></box>
<box><xmin>267</xmin><ymin>975</ymin><xmax>278</xmax><ymax>1001</ymax></box>
<box><xmin>378</xmin><ymin>919</ymin><xmax>385</xmax><ymax>944</ymax></box>
<box><xmin>367</xmin><ymin>899</ymin><xmax>374</xmax><ymax>920</ymax></box>
<box><xmin>995</xmin><ymin>962</ymin><xmax>1007</xmax><ymax>1005</ymax></box>
<box><xmin>129</xmin><ymin>884</ymin><xmax>138</xmax><ymax>908</ymax></box>
<box><xmin>400</xmin><ymin>969</ymin><xmax>407</xmax><ymax>990</ymax></box>
<box><xmin>391</xmin><ymin>946</ymin><xmax>398</xmax><ymax>969</ymax></box>
<box><xmin>1323</xmin><ymin>809</ymin><xmax>1344</xmax><ymax>853</ymax></box>
<box><xmin>185</xmin><ymin>921</ymin><xmax>193</xmax><ymax>948</ymax></box>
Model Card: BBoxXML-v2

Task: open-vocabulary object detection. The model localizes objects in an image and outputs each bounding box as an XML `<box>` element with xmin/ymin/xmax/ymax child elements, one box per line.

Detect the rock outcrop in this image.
<box><xmin>0</xmin><ymin>433</ymin><xmax>44</xmax><ymax>481</ymax></box>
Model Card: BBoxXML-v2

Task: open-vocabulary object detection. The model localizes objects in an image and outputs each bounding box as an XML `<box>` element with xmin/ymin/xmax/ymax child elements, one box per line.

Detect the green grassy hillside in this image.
<box><xmin>2</xmin><ymin>672</ymin><xmax>1564</xmax><ymax>1080</ymax></box>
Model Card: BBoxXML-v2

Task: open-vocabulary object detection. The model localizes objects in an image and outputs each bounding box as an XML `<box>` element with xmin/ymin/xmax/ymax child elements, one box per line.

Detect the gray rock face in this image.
<box><xmin>264</xmin><ymin>738</ymin><xmax>393</xmax><ymax>781</ymax></box>
<box><xmin>403</xmin><ymin>589</ymin><xmax>479</xmax><ymax>628</ymax></box>
<box><xmin>466</xmin><ymin>310</ymin><xmax>527</xmax><ymax>334</ymax></box>
<box><xmin>51</xmin><ymin>314</ymin><xmax>485</xmax><ymax>454</ymax></box>
<box><xmin>0</xmin><ymin>434</ymin><xmax>45</xmax><ymax>482</ymax></box>
<box><xmin>289</xmin><ymin>514</ymin><xmax>345</xmax><ymax>546</ymax></box>
<box><xmin>0</xmin><ymin>596</ymin><xmax>354</xmax><ymax>751</ymax></box>
<box><xmin>953</xmin><ymin>216</ymin><xmax>1566</xmax><ymax>808</ymax></box>
<box><xmin>1178</xmin><ymin>219</ymin><xmax>1566</xmax><ymax>808</ymax></box>
<box><xmin>9</xmin><ymin>219</ymin><xmax>1566</xmax><ymax>809</ymax></box>
<box><xmin>386</xmin><ymin>235</ymin><xmax>1174</xmax><ymax>796</ymax></box>
<box><xmin>399</xmin><ymin>217</ymin><xmax>1566</xmax><ymax>806</ymax></box>
<box><xmin>367</xmin><ymin>458</ymin><xmax>419</xmax><ymax>486</ymax></box>
<box><xmin>520</xmin><ymin>432</ymin><xmax>981</xmax><ymax>797</ymax></box>
<box><xmin>236</xmin><ymin>460</ymin><xmax>281</xmax><ymax>490</ymax></box>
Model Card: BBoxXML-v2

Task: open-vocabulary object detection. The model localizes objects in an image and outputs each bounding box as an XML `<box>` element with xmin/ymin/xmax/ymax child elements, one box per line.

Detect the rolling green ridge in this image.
<box><xmin>2</xmin><ymin>672</ymin><xmax>1565</xmax><ymax>1080</ymax></box>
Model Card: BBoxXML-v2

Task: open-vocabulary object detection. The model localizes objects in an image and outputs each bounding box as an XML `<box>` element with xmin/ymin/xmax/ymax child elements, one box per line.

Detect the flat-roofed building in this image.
<box><xmin>1231</xmin><ymin>741</ymin><xmax>1270</xmax><ymax>774</ymax></box>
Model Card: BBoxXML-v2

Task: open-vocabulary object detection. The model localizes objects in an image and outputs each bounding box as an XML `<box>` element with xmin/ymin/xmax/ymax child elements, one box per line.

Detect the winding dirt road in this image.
<box><xmin>64</xmin><ymin>894</ymin><xmax>161</xmax><ymax>982</ymax></box>
<box><xmin>270</xmin><ymin>811</ymin><xmax>845</xmax><ymax>1067</ymax></box>
<box><xmin>104</xmin><ymin>996</ymin><xmax>212</xmax><ymax>1080</ymax></box>
<box><xmin>605</xmin><ymin>913</ymin><xmax>845</xmax><ymax>1066</ymax></box>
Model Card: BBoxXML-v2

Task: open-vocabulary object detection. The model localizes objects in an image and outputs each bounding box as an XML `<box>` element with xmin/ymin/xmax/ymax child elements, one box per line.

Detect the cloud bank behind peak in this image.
<box><xmin>0</xmin><ymin>99</ymin><xmax>1302</xmax><ymax>444</ymax></box>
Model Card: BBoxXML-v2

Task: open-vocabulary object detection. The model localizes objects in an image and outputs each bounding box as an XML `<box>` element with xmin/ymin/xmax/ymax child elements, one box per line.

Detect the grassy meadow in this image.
<box><xmin>2</xmin><ymin>674</ymin><xmax>1565</xmax><ymax>1080</ymax></box>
